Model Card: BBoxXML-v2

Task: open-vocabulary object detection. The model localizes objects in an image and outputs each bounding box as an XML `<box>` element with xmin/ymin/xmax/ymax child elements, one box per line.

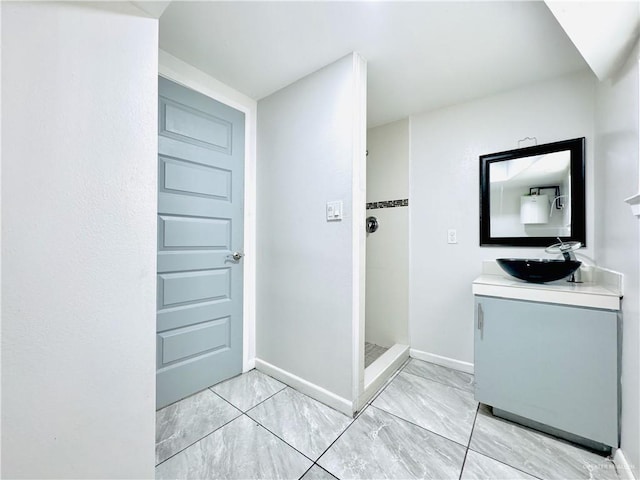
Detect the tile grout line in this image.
<box><xmin>369</xmin><ymin>404</ymin><xmax>472</xmax><ymax>450</ymax></box>
<box><xmin>156</xmin><ymin>382</ymin><xmax>224</xmax><ymax>412</ymax></box>
<box><xmin>159</xmin><ymin>368</ymin><xmax>607</xmax><ymax>480</ymax></box>
<box><xmin>155</xmin><ymin>411</ymin><xmax>242</xmax><ymax>468</ymax></box>
<box><xmin>205</xmin><ymin>367</ymin><xmax>404</xmax><ymax>478</ymax></box>
<box><xmin>311</xmin><ymin>404</ymin><xmax>365</xmax><ymax>477</ymax></box>
<box><xmin>299</xmin><ymin>463</ymin><xmax>338</xmax><ymax>480</ymax></box>
<box><xmin>243</xmin><ymin>411</ymin><xmax>319</xmax><ymax>465</ymax></box>
<box><xmin>156</xmin><ymin>387</ymin><xmax>307</xmax><ymax>472</ymax></box>
<box><xmin>209</xmin><ymin>382</ymin><xmax>287</xmax><ymax>414</ymax></box>
<box><xmin>297</xmin><ymin>463</ymin><xmax>315</xmax><ymax>480</ymax></box>
<box><xmin>466</xmin><ymin>405</ymin><xmax>545</xmax><ymax>480</ymax></box>
<box><xmin>313</xmin><ymin>398</ymin><xmax>471</xmax><ymax>479</ymax></box>
<box><xmin>158</xmin><ymin>364</ymin><xmax>462</xmax><ymax>473</ymax></box>
<box><xmin>367</xmin><ymin>359</ymin><xmax>477</xmax><ymax>450</ymax></box>
<box><xmin>400</xmin><ymin>368</ymin><xmax>475</xmax><ymax>395</ymax></box>
<box><xmin>470</xmin><ymin>406</ymin><xmax>611</xmax><ymax>479</ymax></box>
<box><xmin>457</xmin><ymin>403</ymin><xmax>481</xmax><ymax>480</ymax></box>
<box><xmin>240</xmin><ymin>387</ymin><xmax>357</xmax><ymax>471</ymax></box>
<box><xmin>297</xmin><ymin>464</ymin><xmax>315</xmax><ymax>480</ymax></box>
<box><xmin>308</xmin><ymin>372</ymin><xmax>409</xmax><ymax>476</ymax></box>
<box><xmin>467</xmin><ymin>403</ymin><xmax>481</xmax><ymax>448</ymax></box>
<box><xmin>156</xmin><ymin>379</ymin><xmax>287</xmax><ymax>469</ymax></box>
<box><xmin>240</xmin><ymin>383</ymin><xmax>288</xmax><ymax>412</ymax></box>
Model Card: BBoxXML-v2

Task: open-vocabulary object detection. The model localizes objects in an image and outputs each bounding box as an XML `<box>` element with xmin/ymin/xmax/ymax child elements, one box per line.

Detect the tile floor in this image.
<box><xmin>364</xmin><ymin>342</ymin><xmax>389</xmax><ymax>368</ymax></box>
<box><xmin>155</xmin><ymin>359</ymin><xmax>621</xmax><ymax>480</ymax></box>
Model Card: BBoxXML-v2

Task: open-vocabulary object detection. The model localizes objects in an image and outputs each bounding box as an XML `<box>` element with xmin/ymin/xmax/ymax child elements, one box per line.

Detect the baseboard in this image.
<box><xmin>614</xmin><ymin>449</ymin><xmax>637</xmax><ymax>480</ymax></box>
<box><xmin>409</xmin><ymin>348</ymin><xmax>474</xmax><ymax>374</ymax></box>
<box><xmin>255</xmin><ymin>358</ymin><xmax>354</xmax><ymax>417</ymax></box>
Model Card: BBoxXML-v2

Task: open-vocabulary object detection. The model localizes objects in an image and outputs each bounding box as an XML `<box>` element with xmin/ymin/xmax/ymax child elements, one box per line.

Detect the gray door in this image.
<box><xmin>156</xmin><ymin>77</ymin><xmax>245</xmax><ymax>409</ymax></box>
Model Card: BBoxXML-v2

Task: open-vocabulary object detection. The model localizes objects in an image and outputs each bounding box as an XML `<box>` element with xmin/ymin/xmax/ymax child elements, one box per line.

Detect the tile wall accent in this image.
<box><xmin>366</xmin><ymin>198</ymin><xmax>409</xmax><ymax>210</ymax></box>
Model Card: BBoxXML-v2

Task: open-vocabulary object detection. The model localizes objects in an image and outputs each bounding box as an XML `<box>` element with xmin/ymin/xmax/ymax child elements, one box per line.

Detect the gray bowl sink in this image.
<box><xmin>496</xmin><ymin>258</ymin><xmax>582</xmax><ymax>283</ymax></box>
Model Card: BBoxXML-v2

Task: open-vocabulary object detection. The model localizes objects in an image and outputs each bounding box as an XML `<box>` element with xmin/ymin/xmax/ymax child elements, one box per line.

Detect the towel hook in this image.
<box><xmin>517</xmin><ymin>136</ymin><xmax>538</xmax><ymax>148</ymax></box>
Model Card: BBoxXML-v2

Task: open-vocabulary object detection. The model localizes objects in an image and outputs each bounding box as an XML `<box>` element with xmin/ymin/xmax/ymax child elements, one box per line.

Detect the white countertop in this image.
<box><xmin>473</xmin><ymin>261</ymin><xmax>622</xmax><ymax>311</ymax></box>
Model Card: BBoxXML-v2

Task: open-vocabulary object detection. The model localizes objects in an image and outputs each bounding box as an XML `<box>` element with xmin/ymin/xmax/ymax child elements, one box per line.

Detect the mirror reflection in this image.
<box><xmin>489</xmin><ymin>151</ymin><xmax>571</xmax><ymax>238</ymax></box>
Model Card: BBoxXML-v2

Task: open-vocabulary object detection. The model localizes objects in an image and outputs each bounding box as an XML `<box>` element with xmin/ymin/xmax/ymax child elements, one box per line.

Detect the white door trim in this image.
<box><xmin>158</xmin><ymin>49</ymin><xmax>257</xmax><ymax>372</ymax></box>
<box><xmin>351</xmin><ymin>53</ymin><xmax>368</xmax><ymax>411</ymax></box>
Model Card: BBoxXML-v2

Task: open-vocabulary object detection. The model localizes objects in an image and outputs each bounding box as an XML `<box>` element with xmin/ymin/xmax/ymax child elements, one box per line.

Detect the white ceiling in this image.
<box><xmin>159</xmin><ymin>1</ymin><xmax>589</xmax><ymax>127</ymax></box>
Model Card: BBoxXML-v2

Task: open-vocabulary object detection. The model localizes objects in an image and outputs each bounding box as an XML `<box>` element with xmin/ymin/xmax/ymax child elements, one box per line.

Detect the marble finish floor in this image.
<box><xmin>155</xmin><ymin>358</ymin><xmax>621</xmax><ymax>480</ymax></box>
<box><xmin>364</xmin><ymin>342</ymin><xmax>389</xmax><ymax>368</ymax></box>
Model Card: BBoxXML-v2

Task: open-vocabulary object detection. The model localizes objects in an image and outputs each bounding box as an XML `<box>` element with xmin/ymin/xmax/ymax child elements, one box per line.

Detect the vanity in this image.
<box><xmin>473</xmin><ymin>261</ymin><xmax>622</xmax><ymax>451</ymax></box>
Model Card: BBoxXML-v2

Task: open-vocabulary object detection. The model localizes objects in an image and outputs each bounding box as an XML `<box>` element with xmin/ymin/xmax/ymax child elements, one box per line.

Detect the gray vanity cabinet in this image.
<box><xmin>474</xmin><ymin>295</ymin><xmax>619</xmax><ymax>448</ymax></box>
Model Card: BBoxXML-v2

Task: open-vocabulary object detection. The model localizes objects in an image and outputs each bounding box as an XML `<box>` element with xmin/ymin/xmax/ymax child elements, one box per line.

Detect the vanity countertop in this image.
<box><xmin>473</xmin><ymin>261</ymin><xmax>622</xmax><ymax>310</ymax></box>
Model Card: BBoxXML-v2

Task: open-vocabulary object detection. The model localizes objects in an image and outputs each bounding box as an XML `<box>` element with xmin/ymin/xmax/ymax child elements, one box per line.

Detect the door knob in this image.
<box><xmin>231</xmin><ymin>251</ymin><xmax>245</xmax><ymax>261</ymax></box>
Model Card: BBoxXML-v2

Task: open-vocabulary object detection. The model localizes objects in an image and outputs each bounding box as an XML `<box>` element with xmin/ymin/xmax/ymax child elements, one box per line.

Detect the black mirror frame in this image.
<box><xmin>479</xmin><ymin>137</ymin><xmax>586</xmax><ymax>247</ymax></box>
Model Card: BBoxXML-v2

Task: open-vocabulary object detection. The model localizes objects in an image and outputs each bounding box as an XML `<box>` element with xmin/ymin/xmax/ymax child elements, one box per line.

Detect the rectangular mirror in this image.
<box><xmin>480</xmin><ymin>138</ymin><xmax>585</xmax><ymax>247</ymax></box>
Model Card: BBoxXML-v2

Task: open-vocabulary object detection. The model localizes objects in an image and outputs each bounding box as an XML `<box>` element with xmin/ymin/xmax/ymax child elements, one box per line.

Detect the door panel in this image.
<box><xmin>159</xmin><ymin>216</ymin><xmax>230</xmax><ymax>250</ymax></box>
<box><xmin>156</xmin><ymin>77</ymin><xmax>244</xmax><ymax>409</ymax></box>
<box><xmin>161</xmin><ymin>158</ymin><xmax>231</xmax><ymax>199</ymax></box>
<box><xmin>158</xmin><ymin>269</ymin><xmax>230</xmax><ymax>308</ymax></box>
<box><xmin>158</xmin><ymin>316</ymin><xmax>230</xmax><ymax>365</ymax></box>
<box><xmin>160</xmin><ymin>98</ymin><xmax>232</xmax><ymax>152</ymax></box>
<box><xmin>157</xmin><ymin>301</ymin><xmax>231</xmax><ymax>333</ymax></box>
<box><xmin>157</xmin><ymin>251</ymin><xmax>229</xmax><ymax>273</ymax></box>
<box><xmin>158</xmin><ymin>192</ymin><xmax>233</xmax><ymax>218</ymax></box>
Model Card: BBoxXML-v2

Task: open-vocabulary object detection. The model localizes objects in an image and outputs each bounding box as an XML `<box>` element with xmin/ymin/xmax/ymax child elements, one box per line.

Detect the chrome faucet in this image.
<box><xmin>546</xmin><ymin>237</ymin><xmax>583</xmax><ymax>283</ymax></box>
<box><xmin>556</xmin><ymin>237</ymin><xmax>577</xmax><ymax>262</ymax></box>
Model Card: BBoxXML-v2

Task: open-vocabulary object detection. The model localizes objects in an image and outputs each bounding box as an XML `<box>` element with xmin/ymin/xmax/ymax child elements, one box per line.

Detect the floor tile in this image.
<box><xmin>372</xmin><ymin>371</ymin><xmax>478</xmax><ymax>445</ymax></box>
<box><xmin>403</xmin><ymin>358</ymin><xmax>475</xmax><ymax>393</ymax></box>
<box><xmin>155</xmin><ymin>415</ymin><xmax>312</xmax><ymax>480</ymax></box>
<box><xmin>318</xmin><ymin>407</ymin><xmax>466</xmax><ymax>479</ymax></box>
<box><xmin>365</xmin><ymin>342</ymin><xmax>389</xmax><ymax>368</ymax></box>
<box><xmin>300</xmin><ymin>464</ymin><xmax>338</xmax><ymax>480</ymax></box>
<box><xmin>211</xmin><ymin>369</ymin><xmax>286</xmax><ymax>412</ymax></box>
<box><xmin>461</xmin><ymin>450</ymin><xmax>538</xmax><ymax>480</ymax></box>
<box><xmin>247</xmin><ymin>387</ymin><xmax>353</xmax><ymax>460</ymax></box>
<box><xmin>155</xmin><ymin>389</ymin><xmax>240</xmax><ymax>465</ymax></box>
<box><xmin>470</xmin><ymin>406</ymin><xmax>620</xmax><ymax>480</ymax></box>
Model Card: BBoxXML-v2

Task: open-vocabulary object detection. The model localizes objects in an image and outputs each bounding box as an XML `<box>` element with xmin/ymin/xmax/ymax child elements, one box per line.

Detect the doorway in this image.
<box><xmin>362</xmin><ymin>118</ymin><xmax>411</xmax><ymax>400</ymax></box>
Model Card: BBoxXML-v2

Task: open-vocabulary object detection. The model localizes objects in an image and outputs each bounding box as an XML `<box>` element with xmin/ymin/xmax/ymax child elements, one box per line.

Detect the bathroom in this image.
<box><xmin>2</xmin><ymin>1</ymin><xmax>639</xmax><ymax>479</ymax></box>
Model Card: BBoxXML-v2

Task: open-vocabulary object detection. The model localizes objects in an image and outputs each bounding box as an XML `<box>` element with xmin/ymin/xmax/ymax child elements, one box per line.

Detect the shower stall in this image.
<box><xmin>363</xmin><ymin>118</ymin><xmax>410</xmax><ymax>397</ymax></box>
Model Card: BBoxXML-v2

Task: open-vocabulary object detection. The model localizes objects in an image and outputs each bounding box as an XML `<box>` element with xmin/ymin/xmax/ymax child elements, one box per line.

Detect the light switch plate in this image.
<box><xmin>326</xmin><ymin>201</ymin><xmax>343</xmax><ymax>221</ymax></box>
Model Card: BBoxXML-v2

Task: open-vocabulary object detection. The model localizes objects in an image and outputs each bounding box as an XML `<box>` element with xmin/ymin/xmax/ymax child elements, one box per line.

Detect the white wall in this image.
<box><xmin>594</xmin><ymin>42</ymin><xmax>640</xmax><ymax>477</ymax></box>
<box><xmin>545</xmin><ymin>1</ymin><xmax>639</xmax><ymax>81</ymax></box>
<box><xmin>158</xmin><ymin>50</ymin><xmax>258</xmax><ymax>372</ymax></box>
<box><xmin>2</xmin><ymin>3</ymin><xmax>157</xmax><ymax>478</ymax></box>
<box><xmin>409</xmin><ymin>70</ymin><xmax>596</xmax><ymax>368</ymax></box>
<box><xmin>365</xmin><ymin>119</ymin><xmax>409</xmax><ymax>347</ymax></box>
<box><xmin>256</xmin><ymin>54</ymin><xmax>366</xmax><ymax>412</ymax></box>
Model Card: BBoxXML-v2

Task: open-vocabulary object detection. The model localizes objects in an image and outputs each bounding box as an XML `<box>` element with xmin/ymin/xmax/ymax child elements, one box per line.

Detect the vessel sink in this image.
<box><xmin>496</xmin><ymin>258</ymin><xmax>582</xmax><ymax>283</ymax></box>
